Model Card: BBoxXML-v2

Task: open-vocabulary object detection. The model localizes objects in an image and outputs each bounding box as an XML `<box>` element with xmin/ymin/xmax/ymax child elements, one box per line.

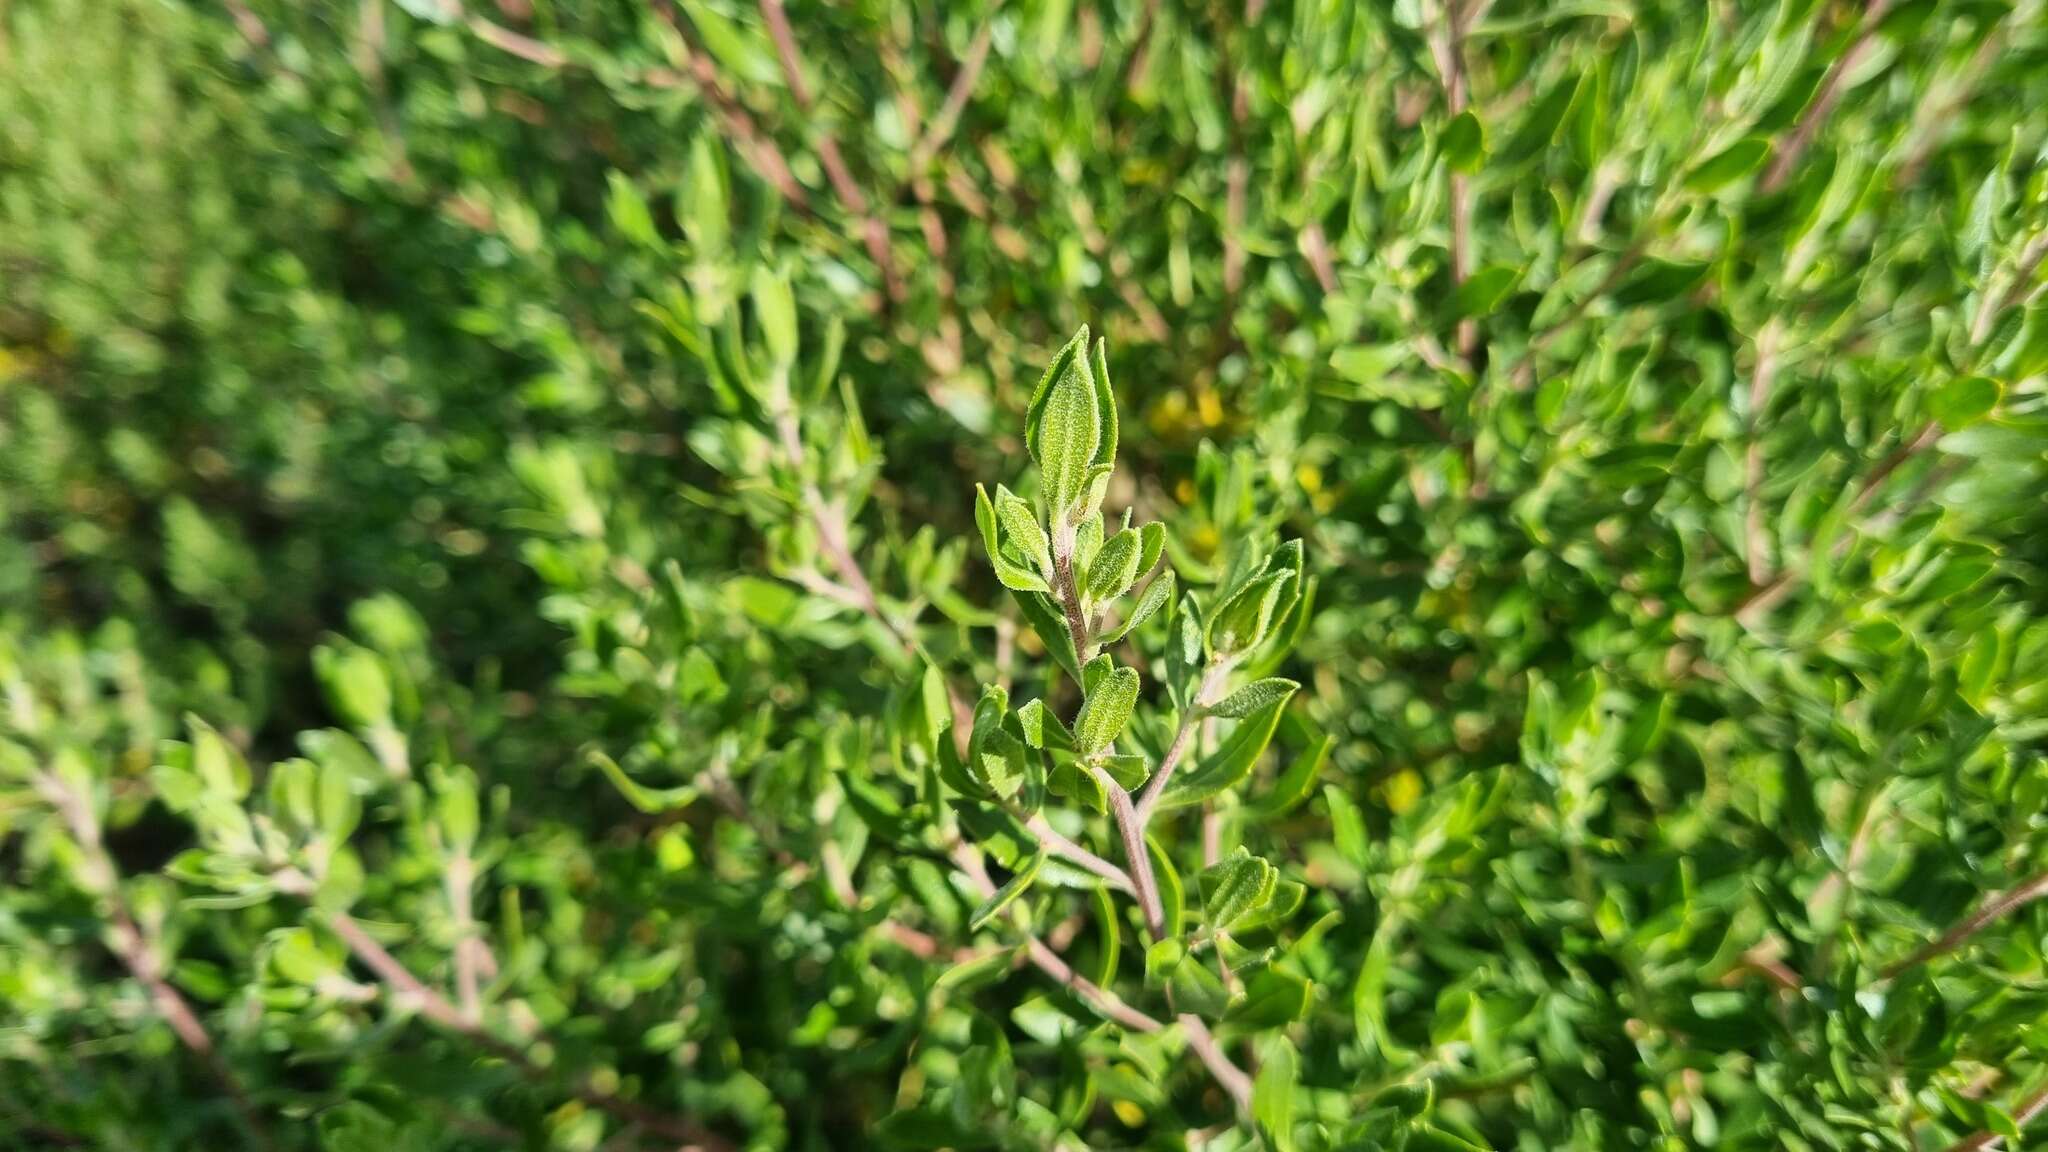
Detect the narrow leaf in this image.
<box><xmin>1205</xmin><ymin>678</ymin><xmax>1300</xmax><ymax>720</ymax></box>
<box><xmin>969</xmin><ymin>851</ymin><xmax>1046</xmax><ymax>931</ymax></box>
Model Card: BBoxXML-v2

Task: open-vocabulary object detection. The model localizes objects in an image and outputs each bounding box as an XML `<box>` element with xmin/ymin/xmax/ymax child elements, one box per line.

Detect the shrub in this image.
<box><xmin>3</xmin><ymin>0</ymin><xmax>2047</xmax><ymax>1150</ymax></box>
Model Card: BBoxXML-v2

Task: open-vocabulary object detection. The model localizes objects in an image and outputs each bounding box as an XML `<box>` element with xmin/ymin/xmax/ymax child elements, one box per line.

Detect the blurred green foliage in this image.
<box><xmin>4</xmin><ymin>0</ymin><xmax>2048</xmax><ymax>1149</ymax></box>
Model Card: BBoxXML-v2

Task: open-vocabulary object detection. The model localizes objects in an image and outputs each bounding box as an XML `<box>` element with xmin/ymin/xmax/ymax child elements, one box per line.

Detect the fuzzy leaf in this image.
<box><xmin>1201</xmin><ymin>849</ymin><xmax>1278</xmax><ymax>933</ymax></box>
<box><xmin>1073</xmin><ymin>667</ymin><xmax>1140</xmax><ymax>756</ymax></box>
<box><xmin>1084</xmin><ymin>528</ymin><xmax>1141</xmax><ymax>604</ymax></box>
<box><xmin>1026</xmin><ymin>329</ymin><xmax>1101</xmax><ymax>517</ymax></box>
<box><xmin>969</xmin><ymin>851</ymin><xmax>1045</xmax><ymax>931</ymax></box>
<box><xmin>1205</xmin><ymin>678</ymin><xmax>1299</xmax><ymax>720</ymax></box>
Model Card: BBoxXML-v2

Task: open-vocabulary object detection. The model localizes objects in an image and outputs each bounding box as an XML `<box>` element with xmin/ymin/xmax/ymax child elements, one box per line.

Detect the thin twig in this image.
<box><xmin>1760</xmin><ymin>0</ymin><xmax>1896</xmax><ymax>195</ymax></box>
<box><xmin>36</xmin><ymin>771</ymin><xmax>272</xmax><ymax>1149</ymax></box>
<box><xmin>1429</xmin><ymin>0</ymin><xmax>1478</xmax><ymax>358</ymax></box>
<box><xmin>1734</xmin><ymin>421</ymin><xmax>1940</xmax><ymax>626</ymax></box>
<box><xmin>1044</xmin><ymin>535</ymin><xmax>1256</xmax><ymax>1119</ymax></box>
<box><xmin>1744</xmin><ymin>320</ymin><xmax>1782</xmax><ymax>587</ymax></box>
<box><xmin>297</xmin><ymin>886</ymin><xmax>734</xmax><ymax>1150</ymax></box>
<box><xmin>1117</xmin><ymin>0</ymin><xmax>1164</xmax><ymax>95</ymax></box>
<box><xmin>946</xmin><ymin>844</ymin><xmax>1157</xmax><ymax>1031</ymax></box>
<box><xmin>646</xmin><ymin>3</ymin><xmax>811</xmax><ymax>212</ymax></box>
<box><xmin>1134</xmin><ymin>660</ymin><xmax>1232</xmax><ymax>825</ymax></box>
<box><xmin>1880</xmin><ymin>871</ymin><xmax>2048</xmax><ymax>980</ymax></box>
<box><xmin>755</xmin><ymin>0</ymin><xmax>904</xmax><ymax>301</ymax></box>
<box><xmin>1895</xmin><ymin>8</ymin><xmax>2014</xmax><ymax>188</ymax></box>
<box><xmin>910</xmin><ymin>15</ymin><xmax>998</xmax><ymax>165</ymax></box>
<box><xmin>1970</xmin><ymin>230</ymin><xmax>2048</xmax><ymax>347</ymax></box>
<box><xmin>1941</xmin><ymin>1081</ymin><xmax>2048</xmax><ymax>1152</ymax></box>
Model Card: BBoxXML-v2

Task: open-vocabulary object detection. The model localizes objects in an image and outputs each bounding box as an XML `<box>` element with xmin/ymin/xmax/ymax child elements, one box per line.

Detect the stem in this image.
<box><xmin>1051</xmin><ymin>529</ymin><xmax>1094</xmax><ymax>664</ymax></box>
<box><xmin>1971</xmin><ymin>230</ymin><xmax>2048</xmax><ymax>348</ymax></box>
<box><xmin>1431</xmin><ymin>0</ymin><xmax>1477</xmax><ymax>358</ymax></box>
<box><xmin>754</xmin><ymin>0</ymin><xmax>903</xmax><ymax>301</ymax></box>
<box><xmin>310</xmin><ymin>895</ymin><xmax>734</xmax><ymax>1150</ymax></box>
<box><xmin>1134</xmin><ymin>660</ymin><xmax>1232</xmax><ymax>825</ymax></box>
<box><xmin>1744</xmin><ymin>320</ymin><xmax>1782</xmax><ymax>587</ymax></box>
<box><xmin>1043</xmin><ymin>555</ymin><xmax>1256</xmax><ymax>1118</ymax></box>
<box><xmin>946</xmin><ymin>843</ymin><xmax>1158</xmax><ymax>1031</ymax></box>
<box><xmin>1734</xmin><ymin>421</ymin><xmax>1940</xmax><ymax>627</ymax></box>
<box><xmin>1760</xmin><ymin>0</ymin><xmax>1896</xmax><ymax>194</ymax></box>
<box><xmin>1026</xmin><ymin>813</ymin><xmax>1138</xmax><ymax>895</ymax></box>
<box><xmin>772</xmin><ymin>403</ymin><xmax>1143</xmax><ymax>899</ymax></box>
<box><xmin>36</xmin><ymin>771</ymin><xmax>271</xmax><ymax>1149</ymax></box>
<box><xmin>1881</xmin><ymin>870</ymin><xmax>2048</xmax><ymax>980</ymax></box>
<box><xmin>1942</xmin><ymin>1081</ymin><xmax>2048</xmax><ymax>1152</ymax></box>
<box><xmin>647</xmin><ymin>1</ymin><xmax>811</xmax><ymax>213</ymax></box>
<box><xmin>1099</xmin><ymin>770</ymin><xmax>1164</xmax><ymax>938</ymax></box>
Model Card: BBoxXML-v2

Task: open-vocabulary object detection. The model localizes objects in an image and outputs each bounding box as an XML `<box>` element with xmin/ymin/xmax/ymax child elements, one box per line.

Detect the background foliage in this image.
<box><xmin>4</xmin><ymin>0</ymin><xmax>2048</xmax><ymax>1148</ymax></box>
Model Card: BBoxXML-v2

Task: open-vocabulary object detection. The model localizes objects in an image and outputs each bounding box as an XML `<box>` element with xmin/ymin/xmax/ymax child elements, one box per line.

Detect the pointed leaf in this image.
<box><xmin>1201</xmin><ymin>849</ymin><xmax>1278</xmax><ymax>933</ymax></box>
<box><xmin>1205</xmin><ymin>678</ymin><xmax>1300</xmax><ymax>720</ymax></box>
<box><xmin>1163</xmin><ymin>698</ymin><xmax>1289</xmax><ymax>807</ymax></box>
<box><xmin>1084</xmin><ymin>529</ymin><xmax>1141</xmax><ymax>604</ymax></box>
<box><xmin>995</xmin><ymin>485</ymin><xmax>1053</xmax><ymax>578</ymax></box>
<box><xmin>1073</xmin><ymin>667</ymin><xmax>1140</xmax><ymax>756</ymax></box>
<box><xmin>1104</xmin><ymin>569</ymin><xmax>1176</xmax><ymax>644</ymax></box>
<box><xmin>970</xmin><ymin>851</ymin><xmax>1046</xmax><ymax>931</ymax></box>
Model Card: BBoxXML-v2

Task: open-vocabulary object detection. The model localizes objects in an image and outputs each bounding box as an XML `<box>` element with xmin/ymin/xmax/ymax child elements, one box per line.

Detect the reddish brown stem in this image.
<box><xmin>1942</xmin><ymin>1081</ymin><xmax>2048</xmax><ymax>1152</ymax></box>
<box><xmin>319</xmin><ymin>906</ymin><xmax>733</xmax><ymax>1149</ymax></box>
<box><xmin>38</xmin><ymin>772</ymin><xmax>271</xmax><ymax>1147</ymax></box>
<box><xmin>1761</xmin><ymin>0</ymin><xmax>1896</xmax><ymax>194</ymax></box>
<box><xmin>754</xmin><ymin>0</ymin><xmax>903</xmax><ymax>301</ymax></box>
<box><xmin>1744</xmin><ymin>321</ymin><xmax>1782</xmax><ymax>587</ymax></box>
<box><xmin>1882</xmin><ymin>871</ymin><xmax>2048</xmax><ymax>980</ymax></box>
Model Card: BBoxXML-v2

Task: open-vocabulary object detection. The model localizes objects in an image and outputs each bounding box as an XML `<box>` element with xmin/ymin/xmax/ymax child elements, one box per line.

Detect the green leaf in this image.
<box><xmin>1136</xmin><ymin>522</ymin><xmax>1166</xmax><ymax>576</ymax></box>
<box><xmin>750</xmin><ymin>264</ymin><xmax>798</xmax><ymax>368</ymax></box>
<box><xmin>1685</xmin><ymin>137</ymin><xmax>1770</xmax><ymax>193</ymax></box>
<box><xmin>1164</xmin><ymin>697</ymin><xmax>1290</xmax><ymax>808</ymax></box>
<box><xmin>605</xmin><ymin>171</ymin><xmax>661</xmax><ymax>248</ymax></box>
<box><xmin>1084</xmin><ymin>528</ymin><xmax>1141</xmax><ymax>604</ymax></box>
<box><xmin>1500</xmin><ymin>72</ymin><xmax>1583</xmax><ymax>162</ymax></box>
<box><xmin>969</xmin><ymin>851</ymin><xmax>1046</xmax><ymax>931</ymax></box>
<box><xmin>1012</xmin><ymin>589</ymin><xmax>1081</xmax><ymax>682</ymax></box>
<box><xmin>1928</xmin><ymin>375</ymin><xmax>2001</xmax><ymax>428</ymax></box>
<box><xmin>1252</xmin><ymin>1036</ymin><xmax>1299</xmax><ymax>1152</ymax></box>
<box><xmin>1233</xmin><ymin>878</ymin><xmax>1306</xmax><ymax>934</ymax></box>
<box><xmin>994</xmin><ymin>485</ymin><xmax>1052</xmax><ymax>579</ymax></box>
<box><xmin>1145</xmin><ymin>938</ymin><xmax>1185</xmax><ymax>987</ymax></box>
<box><xmin>1206</xmin><ymin>678</ymin><xmax>1299</xmax><ymax>720</ymax></box>
<box><xmin>1614</xmin><ymin>258</ymin><xmax>1711</xmax><ymax>307</ymax></box>
<box><xmin>432</xmin><ymin>765</ymin><xmax>477</xmax><ymax>853</ymax></box>
<box><xmin>1148</xmin><ymin>833</ymin><xmax>1185</xmax><ymax>937</ymax></box>
<box><xmin>1209</xmin><ymin>570</ymin><xmax>1293</xmax><ymax>655</ymax></box>
<box><xmin>1253</xmin><ymin>731</ymin><xmax>1331</xmax><ymax>817</ymax></box>
<box><xmin>314</xmin><ymin>645</ymin><xmax>391</xmax><ymax>730</ymax></box>
<box><xmin>971</xmin><ymin>729</ymin><xmax>1029</xmax><ymax>800</ymax></box>
<box><xmin>1226</xmin><ymin>967</ymin><xmax>1312</xmax><ymax>1031</ymax></box>
<box><xmin>269</xmin><ymin>927</ymin><xmax>340</xmax><ymax>986</ymax></box>
<box><xmin>1026</xmin><ymin>328</ymin><xmax>1101</xmax><ymax>517</ymax></box>
<box><xmin>1451</xmin><ymin>264</ymin><xmax>1523</xmax><ymax>319</ymax></box>
<box><xmin>1073</xmin><ymin>666</ymin><xmax>1140</xmax><ymax>756</ymax></box>
<box><xmin>1097</xmin><ymin>753</ymin><xmax>1148</xmax><ymax>791</ymax></box>
<box><xmin>1089</xmin><ymin>336</ymin><xmax>1119</xmax><ymax>478</ymax></box>
<box><xmin>977</xmin><ymin>485</ymin><xmax>1051</xmax><ymax>592</ymax></box>
<box><xmin>1201</xmin><ymin>848</ymin><xmax>1279</xmax><ymax>933</ymax></box>
<box><xmin>591</xmin><ymin>751</ymin><xmax>699</xmax><ymax>814</ymax></box>
<box><xmin>1442</xmin><ymin>109</ymin><xmax>1486</xmax><ymax>173</ymax></box>
<box><xmin>1103</xmin><ymin>569</ymin><xmax>1175</xmax><ymax>644</ymax></box>
<box><xmin>1090</xmin><ymin>886</ymin><xmax>1121</xmax><ymax>987</ymax></box>
<box><xmin>1329</xmin><ymin>345</ymin><xmax>1446</xmax><ymax>407</ymax></box>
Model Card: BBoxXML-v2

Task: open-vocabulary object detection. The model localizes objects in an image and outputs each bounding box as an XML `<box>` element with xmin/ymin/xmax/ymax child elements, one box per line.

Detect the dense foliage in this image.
<box><xmin>5</xmin><ymin>0</ymin><xmax>2048</xmax><ymax>1148</ymax></box>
